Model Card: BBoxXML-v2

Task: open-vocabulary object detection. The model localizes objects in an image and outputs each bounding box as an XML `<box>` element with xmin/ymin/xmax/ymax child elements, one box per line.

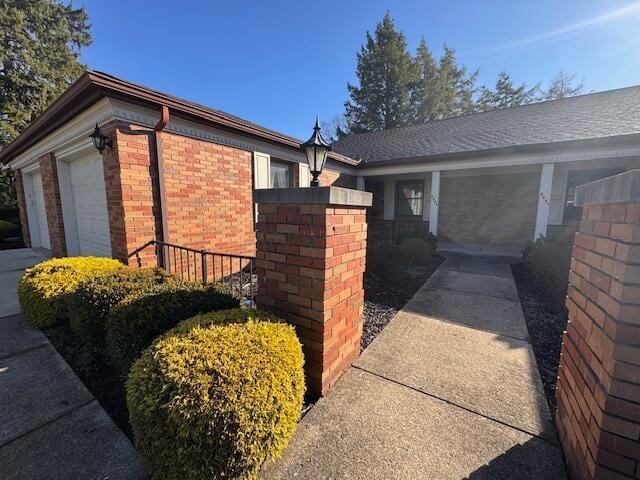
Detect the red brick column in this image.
<box><xmin>556</xmin><ymin>170</ymin><xmax>640</xmax><ymax>480</ymax></box>
<box><xmin>254</xmin><ymin>187</ymin><xmax>372</xmax><ymax>398</ymax></box>
<box><xmin>13</xmin><ymin>170</ymin><xmax>31</xmax><ymax>247</ymax></box>
<box><xmin>39</xmin><ymin>153</ymin><xmax>66</xmax><ymax>256</ymax></box>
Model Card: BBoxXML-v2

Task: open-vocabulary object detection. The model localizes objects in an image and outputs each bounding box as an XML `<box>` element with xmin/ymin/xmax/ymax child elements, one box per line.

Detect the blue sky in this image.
<box><xmin>80</xmin><ymin>0</ymin><xmax>640</xmax><ymax>139</ymax></box>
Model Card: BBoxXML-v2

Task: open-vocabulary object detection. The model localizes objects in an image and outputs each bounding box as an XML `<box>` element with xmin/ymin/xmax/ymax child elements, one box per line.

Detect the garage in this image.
<box><xmin>438</xmin><ymin>172</ymin><xmax>539</xmax><ymax>248</ymax></box>
<box><xmin>65</xmin><ymin>153</ymin><xmax>111</xmax><ymax>256</ymax></box>
<box><xmin>27</xmin><ymin>171</ymin><xmax>51</xmax><ymax>249</ymax></box>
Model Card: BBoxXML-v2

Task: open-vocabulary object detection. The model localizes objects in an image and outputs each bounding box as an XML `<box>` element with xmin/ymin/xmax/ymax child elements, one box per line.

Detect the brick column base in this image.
<box><xmin>556</xmin><ymin>170</ymin><xmax>640</xmax><ymax>480</ymax></box>
<box><xmin>255</xmin><ymin>187</ymin><xmax>372</xmax><ymax>398</ymax></box>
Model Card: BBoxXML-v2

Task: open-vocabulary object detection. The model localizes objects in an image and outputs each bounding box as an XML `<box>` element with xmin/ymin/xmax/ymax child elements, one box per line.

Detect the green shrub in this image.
<box><xmin>524</xmin><ymin>237</ymin><xmax>572</xmax><ymax>311</ymax></box>
<box><xmin>18</xmin><ymin>257</ymin><xmax>125</xmax><ymax>329</ymax></box>
<box><xmin>106</xmin><ymin>282</ymin><xmax>240</xmax><ymax>373</ymax></box>
<box><xmin>127</xmin><ymin>308</ymin><xmax>305</xmax><ymax>480</ymax></box>
<box><xmin>0</xmin><ymin>219</ymin><xmax>17</xmax><ymax>240</ymax></box>
<box><xmin>68</xmin><ymin>267</ymin><xmax>180</xmax><ymax>344</ymax></box>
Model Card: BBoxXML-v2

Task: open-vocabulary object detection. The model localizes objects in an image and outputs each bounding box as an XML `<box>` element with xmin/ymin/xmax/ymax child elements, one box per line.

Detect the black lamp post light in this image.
<box><xmin>301</xmin><ymin>116</ymin><xmax>331</xmax><ymax>187</ymax></box>
<box><xmin>89</xmin><ymin>123</ymin><xmax>113</xmax><ymax>154</ymax></box>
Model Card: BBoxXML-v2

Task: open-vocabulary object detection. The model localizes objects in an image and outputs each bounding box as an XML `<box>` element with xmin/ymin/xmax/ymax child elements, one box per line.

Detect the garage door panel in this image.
<box><xmin>439</xmin><ymin>173</ymin><xmax>538</xmax><ymax>247</ymax></box>
<box><xmin>69</xmin><ymin>155</ymin><xmax>111</xmax><ymax>257</ymax></box>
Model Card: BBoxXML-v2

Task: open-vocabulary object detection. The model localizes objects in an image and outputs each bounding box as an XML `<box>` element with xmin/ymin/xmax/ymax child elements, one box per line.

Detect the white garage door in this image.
<box><xmin>68</xmin><ymin>154</ymin><xmax>111</xmax><ymax>256</ymax></box>
<box><xmin>30</xmin><ymin>171</ymin><xmax>51</xmax><ymax>250</ymax></box>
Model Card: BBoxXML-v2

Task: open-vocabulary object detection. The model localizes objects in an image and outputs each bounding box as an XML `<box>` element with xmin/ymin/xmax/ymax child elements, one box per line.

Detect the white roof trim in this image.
<box><xmin>358</xmin><ymin>143</ymin><xmax>640</xmax><ymax>176</ymax></box>
<box><xmin>9</xmin><ymin>98</ymin><xmax>358</xmax><ymax>176</ymax></box>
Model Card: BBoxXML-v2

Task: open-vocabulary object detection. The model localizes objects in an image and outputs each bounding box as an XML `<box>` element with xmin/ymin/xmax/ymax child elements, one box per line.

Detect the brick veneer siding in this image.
<box><xmin>319</xmin><ymin>168</ymin><xmax>357</xmax><ymax>189</ymax></box>
<box><xmin>39</xmin><ymin>153</ymin><xmax>67</xmax><ymax>256</ymax></box>
<box><xmin>255</xmin><ymin>192</ymin><xmax>370</xmax><ymax>398</ymax></box>
<box><xmin>14</xmin><ymin>170</ymin><xmax>31</xmax><ymax>247</ymax></box>
<box><xmin>104</xmin><ymin>126</ymin><xmax>158</xmax><ymax>266</ymax></box>
<box><xmin>161</xmin><ymin>132</ymin><xmax>256</xmax><ymax>257</ymax></box>
<box><xmin>439</xmin><ymin>172</ymin><xmax>538</xmax><ymax>247</ymax></box>
<box><xmin>556</xmin><ymin>171</ymin><xmax>640</xmax><ymax>479</ymax></box>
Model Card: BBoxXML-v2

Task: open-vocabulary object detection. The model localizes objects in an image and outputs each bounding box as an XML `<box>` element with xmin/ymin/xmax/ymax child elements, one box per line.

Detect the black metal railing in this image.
<box><xmin>128</xmin><ymin>240</ymin><xmax>256</xmax><ymax>306</ymax></box>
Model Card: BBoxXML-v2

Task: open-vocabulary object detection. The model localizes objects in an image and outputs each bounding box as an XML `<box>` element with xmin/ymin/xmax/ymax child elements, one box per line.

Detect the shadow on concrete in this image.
<box><xmin>466</xmin><ymin>437</ymin><xmax>567</xmax><ymax>479</ymax></box>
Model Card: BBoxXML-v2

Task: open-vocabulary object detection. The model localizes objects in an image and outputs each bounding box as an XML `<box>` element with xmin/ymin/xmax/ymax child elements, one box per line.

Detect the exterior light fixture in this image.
<box><xmin>89</xmin><ymin>123</ymin><xmax>112</xmax><ymax>154</ymax></box>
<box><xmin>301</xmin><ymin>116</ymin><xmax>331</xmax><ymax>187</ymax></box>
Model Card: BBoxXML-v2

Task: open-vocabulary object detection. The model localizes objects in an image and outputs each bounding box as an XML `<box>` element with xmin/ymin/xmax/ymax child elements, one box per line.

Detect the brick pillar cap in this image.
<box><xmin>255</xmin><ymin>186</ymin><xmax>372</xmax><ymax>207</ymax></box>
<box><xmin>575</xmin><ymin>169</ymin><xmax>640</xmax><ymax>206</ymax></box>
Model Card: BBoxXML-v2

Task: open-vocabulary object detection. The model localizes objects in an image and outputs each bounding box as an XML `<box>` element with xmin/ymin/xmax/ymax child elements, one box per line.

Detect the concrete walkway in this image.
<box><xmin>0</xmin><ymin>249</ymin><xmax>147</xmax><ymax>480</ymax></box>
<box><xmin>262</xmin><ymin>253</ymin><xmax>567</xmax><ymax>479</ymax></box>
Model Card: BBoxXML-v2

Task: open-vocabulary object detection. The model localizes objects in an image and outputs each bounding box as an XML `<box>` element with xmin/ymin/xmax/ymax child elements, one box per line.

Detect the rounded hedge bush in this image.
<box><xmin>127</xmin><ymin>308</ymin><xmax>305</xmax><ymax>480</ymax></box>
<box><xmin>106</xmin><ymin>282</ymin><xmax>240</xmax><ymax>373</ymax></box>
<box><xmin>68</xmin><ymin>267</ymin><xmax>180</xmax><ymax>344</ymax></box>
<box><xmin>18</xmin><ymin>257</ymin><xmax>124</xmax><ymax>329</ymax></box>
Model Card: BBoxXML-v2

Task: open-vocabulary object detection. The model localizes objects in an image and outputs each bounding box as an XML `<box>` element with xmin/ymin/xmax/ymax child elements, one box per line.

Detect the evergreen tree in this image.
<box><xmin>0</xmin><ymin>0</ymin><xmax>92</xmax><ymax>149</ymax></box>
<box><xmin>413</xmin><ymin>41</ymin><xmax>477</xmax><ymax>121</ymax></box>
<box><xmin>344</xmin><ymin>13</ymin><xmax>417</xmax><ymax>133</ymax></box>
<box><xmin>476</xmin><ymin>71</ymin><xmax>539</xmax><ymax>111</ymax></box>
<box><xmin>543</xmin><ymin>71</ymin><xmax>585</xmax><ymax>100</ymax></box>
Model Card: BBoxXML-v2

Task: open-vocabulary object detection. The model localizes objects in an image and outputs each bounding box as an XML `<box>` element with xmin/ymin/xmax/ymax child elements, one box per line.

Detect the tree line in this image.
<box><xmin>326</xmin><ymin>13</ymin><xmax>586</xmax><ymax>139</ymax></box>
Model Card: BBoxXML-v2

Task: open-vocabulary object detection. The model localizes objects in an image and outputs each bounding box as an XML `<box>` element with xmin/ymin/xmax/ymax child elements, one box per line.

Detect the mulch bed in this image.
<box><xmin>362</xmin><ymin>258</ymin><xmax>442</xmax><ymax>349</ymax></box>
<box><xmin>511</xmin><ymin>262</ymin><xmax>568</xmax><ymax>412</ymax></box>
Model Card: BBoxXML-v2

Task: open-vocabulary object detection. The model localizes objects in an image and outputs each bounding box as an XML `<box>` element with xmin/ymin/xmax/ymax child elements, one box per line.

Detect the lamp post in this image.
<box><xmin>89</xmin><ymin>123</ymin><xmax>113</xmax><ymax>154</ymax></box>
<box><xmin>301</xmin><ymin>116</ymin><xmax>331</xmax><ymax>187</ymax></box>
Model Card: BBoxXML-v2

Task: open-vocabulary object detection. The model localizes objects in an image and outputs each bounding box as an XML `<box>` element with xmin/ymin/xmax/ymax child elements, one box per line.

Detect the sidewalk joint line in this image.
<box><xmin>352</xmin><ymin>365</ymin><xmax>559</xmax><ymax>447</ymax></box>
<box><xmin>0</xmin><ymin>399</ymin><xmax>96</xmax><ymax>449</ymax></box>
<box><xmin>0</xmin><ymin>342</ymin><xmax>49</xmax><ymax>361</ymax></box>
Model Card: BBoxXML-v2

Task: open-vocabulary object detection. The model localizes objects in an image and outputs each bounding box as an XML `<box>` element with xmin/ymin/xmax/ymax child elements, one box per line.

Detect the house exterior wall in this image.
<box><xmin>319</xmin><ymin>168</ymin><xmax>357</xmax><ymax>189</ymax></box>
<box><xmin>14</xmin><ymin>171</ymin><xmax>31</xmax><ymax>247</ymax></box>
<box><xmin>39</xmin><ymin>153</ymin><xmax>67</xmax><ymax>256</ymax></box>
<box><xmin>103</xmin><ymin>125</ymin><xmax>356</xmax><ymax>265</ymax></box>
<box><xmin>161</xmin><ymin>131</ymin><xmax>256</xmax><ymax>256</ymax></box>
<box><xmin>439</xmin><ymin>172</ymin><xmax>539</xmax><ymax>247</ymax></box>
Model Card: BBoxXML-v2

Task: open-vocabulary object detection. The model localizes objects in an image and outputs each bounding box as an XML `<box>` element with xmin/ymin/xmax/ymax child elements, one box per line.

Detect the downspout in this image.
<box><xmin>153</xmin><ymin>105</ymin><xmax>170</xmax><ymax>268</ymax></box>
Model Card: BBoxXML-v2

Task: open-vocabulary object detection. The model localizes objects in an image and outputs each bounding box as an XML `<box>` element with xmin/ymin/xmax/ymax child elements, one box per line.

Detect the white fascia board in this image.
<box><xmin>9</xmin><ymin>98</ymin><xmax>113</xmax><ymax>171</ymax></box>
<box><xmin>9</xmin><ymin>97</ymin><xmax>359</xmax><ymax>176</ymax></box>
<box><xmin>357</xmin><ymin>142</ymin><xmax>640</xmax><ymax>177</ymax></box>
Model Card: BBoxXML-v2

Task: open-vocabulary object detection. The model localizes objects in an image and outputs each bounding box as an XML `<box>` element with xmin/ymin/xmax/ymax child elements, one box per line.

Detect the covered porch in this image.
<box><xmin>356</xmin><ymin>150</ymin><xmax>640</xmax><ymax>253</ymax></box>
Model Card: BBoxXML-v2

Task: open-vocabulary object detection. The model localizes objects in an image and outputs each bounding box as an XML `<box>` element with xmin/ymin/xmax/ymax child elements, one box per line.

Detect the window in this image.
<box><xmin>270</xmin><ymin>160</ymin><xmax>293</xmax><ymax>188</ymax></box>
<box><xmin>396</xmin><ymin>180</ymin><xmax>424</xmax><ymax>217</ymax></box>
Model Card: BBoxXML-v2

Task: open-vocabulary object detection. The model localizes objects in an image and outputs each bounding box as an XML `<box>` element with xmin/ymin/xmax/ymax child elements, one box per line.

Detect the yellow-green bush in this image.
<box><xmin>68</xmin><ymin>267</ymin><xmax>180</xmax><ymax>344</ymax></box>
<box><xmin>18</xmin><ymin>257</ymin><xmax>124</xmax><ymax>329</ymax></box>
<box><xmin>106</xmin><ymin>282</ymin><xmax>240</xmax><ymax>373</ymax></box>
<box><xmin>127</xmin><ymin>308</ymin><xmax>305</xmax><ymax>480</ymax></box>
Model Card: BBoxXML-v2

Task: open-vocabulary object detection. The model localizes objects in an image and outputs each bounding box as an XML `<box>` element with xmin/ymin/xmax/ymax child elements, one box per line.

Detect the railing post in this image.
<box><xmin>155</xmin><ymin>241</ymin><xmax>165</xmax><ymax>269</ymax></box>
<box><xmin>201</xmin><ymin>251</ymin><xmax>208</xmax><ymax>285</ymax></box>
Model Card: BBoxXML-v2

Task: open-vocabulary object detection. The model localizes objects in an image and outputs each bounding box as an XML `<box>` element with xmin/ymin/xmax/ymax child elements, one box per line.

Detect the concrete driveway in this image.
<box><xmin>0</xmin><ymin>248</ymin><xmax>147</xmax><ymax>480</ymax></box>
<box><xmin>262</xmin><ymin>252</ymin><xmax>567</xmax><ymax>479</ymax></box>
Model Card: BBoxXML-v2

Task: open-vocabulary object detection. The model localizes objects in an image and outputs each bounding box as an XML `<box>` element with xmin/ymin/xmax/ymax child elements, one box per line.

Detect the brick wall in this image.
<box><xmin>14</xmin><ymin>170</ymin><xmax>31</xmax><ymax>247</ymax></box>
<box><xmin>255</xmin><ymin>195</ymin><xmax>369</xmax><ymax>398</ymax></box>
<box><xmin>319</xmin><ymin>168</ymin><xmax>357</xmax><ymax>189</ymax></box>
<box><xmin>556</xmin><ymin>171</ymin><xmax>640</xmax><ymax>479</ymax></box>
<box><xmin>105</xmin><ymin>126</ymin><xmax>158</xmax><ymax>265</ymax></box>
<box><xmin>39</xmin><ymin>153</ymin><xmax>66</xmax><ymax>256</ymax></box>
<box><xmin>439</xmin><ymin>172</ymin><xmax>538</xmax><ymax>247</ymax></box>
<box><xmin>161</xmin><ymin>132</ymin><xmax>255</xmax><ymax>257</ymax></box>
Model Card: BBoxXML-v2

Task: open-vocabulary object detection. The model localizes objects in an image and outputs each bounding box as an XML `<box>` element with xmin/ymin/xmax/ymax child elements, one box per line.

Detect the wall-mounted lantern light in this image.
<box><xmin>89</xmin><ymin>123</ymin><xmax>112</xmax><ymax>154</ymax></box>
<box><xmin>301</xmin><ymin>116</ymin><xmax>331</xmax><ymax>187</ymax></box>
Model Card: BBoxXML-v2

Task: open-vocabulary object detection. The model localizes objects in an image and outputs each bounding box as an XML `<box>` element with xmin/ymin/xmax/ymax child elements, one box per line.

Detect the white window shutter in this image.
<box><xmin>299</xmin><ymin>163</ymin><xmax>310</xmax><ymax>188</ymax></box>
<box><xmin>253</xmin><ymin>152</ymin><xmax>270</xmax><ymax>189</ymax></box>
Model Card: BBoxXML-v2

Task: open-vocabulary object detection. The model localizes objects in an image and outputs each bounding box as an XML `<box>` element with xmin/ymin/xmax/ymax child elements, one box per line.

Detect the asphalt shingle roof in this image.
<box><xmin>332</xmin><ymin>86</ymin><xmax>640</xmax><ymax>164</ymax></box>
